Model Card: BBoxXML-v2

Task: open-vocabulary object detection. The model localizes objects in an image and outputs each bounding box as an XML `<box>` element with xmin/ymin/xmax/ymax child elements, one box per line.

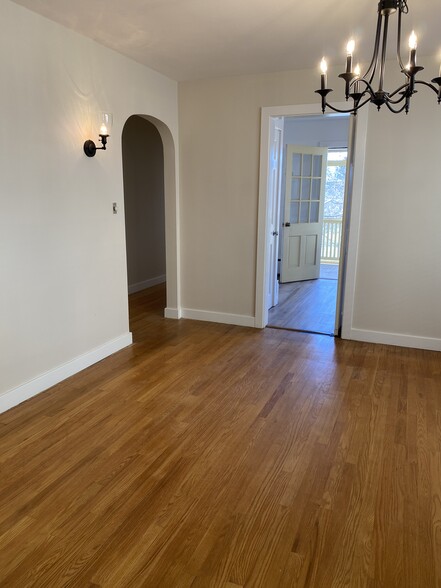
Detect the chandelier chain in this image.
<box><xmin>399</xmin><ymin>0</ymin><xmax>409</xmax><ymax>14</ymax></box>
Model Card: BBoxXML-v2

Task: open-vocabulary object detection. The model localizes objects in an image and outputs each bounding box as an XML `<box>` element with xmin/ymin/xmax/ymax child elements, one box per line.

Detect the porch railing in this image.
<box><xmin>321</xmin><ymin>218</ymin><xmax>342</xmax><ymax>262</ymax></box>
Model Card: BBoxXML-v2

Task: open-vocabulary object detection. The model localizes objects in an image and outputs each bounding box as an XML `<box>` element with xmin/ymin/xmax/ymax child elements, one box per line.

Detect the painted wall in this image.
<box><xmin>179</xmin><ymin>58</ymin><xmax>441</xmax><ymax>348</ymax></box>
<box><xmin>0</xmin><ymin>1</ymin><xmax>178</xmax><ymax>409</ymax></box>
<box><xmin>122</xmin><ymin>116</ymin><xmax>166</xmax><ymax>293</ymax></box>
<box><xmin>179</xmin><ymin>70</ymin><xmax>308</xmax><ymax>320</ymax></box>
<box><xmin>352</xmin><ymin>81</ymin><xmax>441</xmax><ymax>344</ymax></box>
<box><xmin>283</xmin><ymin>115</ymin><xmax>350</xmax><ymax>148</ymax></box>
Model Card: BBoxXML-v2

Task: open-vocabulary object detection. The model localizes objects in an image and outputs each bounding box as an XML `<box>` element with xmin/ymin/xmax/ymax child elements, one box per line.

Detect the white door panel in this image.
<box><xmin>281</xmin><ymin>145</ymin><xmax>328</xmax><ymax>283</ymax></box>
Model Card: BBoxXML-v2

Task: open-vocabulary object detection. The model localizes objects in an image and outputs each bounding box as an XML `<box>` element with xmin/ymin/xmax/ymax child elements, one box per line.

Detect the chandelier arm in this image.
<box><xmin>365</xmin><ymin>12</ymin><xmax>383</xmax><ymax>84</ymax></box>
<box><xmin>386</xmin><ymin>92</ymin><xmax>407</xmax><ymax>105</ymax></box>
<box><xmin>386</xmin><ymin>92</ymin><xmax>412</xmax><ymax>104</ymax></box>
<box><xmin>385</xmin><ymin>100</ymin><xmax>407</xmax><ymax>114</ymax></box>
<box><xmin>356</xmin><ymin>78</ymin><xmax>376</xmax><ymax>97</ymax></box>
<box><xmin>387</xmin><ymin>82</ymin><xmax>410</xmax><ymax>100</ymax></box>
<box><xmin>414</xmin><ymin>80</ymin><xmax>439</xmax><ymax>95</ymax></box>
<box><xmin>324</xmin><ymin>97</ymin><xmax>371</xmax><ymax>114</ymax></box>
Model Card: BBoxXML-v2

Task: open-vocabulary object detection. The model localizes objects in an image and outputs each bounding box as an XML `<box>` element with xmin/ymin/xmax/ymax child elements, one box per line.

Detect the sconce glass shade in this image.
<box><xmin>84</xmin><ymin>112</ymin><xmax>113</xmax><ymax>157</ymax></box>
<box><xmin>99</xmin><ymin>112</ymin><xmax>113</xmax><ymax>136</ymax></box>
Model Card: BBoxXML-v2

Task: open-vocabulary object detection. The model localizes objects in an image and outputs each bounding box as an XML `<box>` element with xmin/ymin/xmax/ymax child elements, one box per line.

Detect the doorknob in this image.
<box><xmin>284</xmin><ymin>222</ymin><xmax>291</xmax><ymax>227</ymax></box>
<box><xmin>272</xmin><ymin>231</ymin><xmax>279</xmax><ymax>236</ymax></box>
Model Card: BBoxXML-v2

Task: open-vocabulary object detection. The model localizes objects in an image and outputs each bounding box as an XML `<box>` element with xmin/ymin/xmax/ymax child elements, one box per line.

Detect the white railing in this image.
<box><xmin>321</xmin><ymin>218</ymin><xmax>343</xmax><ymax>262</ymax></box>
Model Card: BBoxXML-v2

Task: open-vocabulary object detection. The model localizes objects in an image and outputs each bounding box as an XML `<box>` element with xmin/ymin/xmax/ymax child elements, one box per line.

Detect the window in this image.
<box><xmin>321</xmin><ymin>149</ymin><xmax>347</xmax><ymax>263</ymax></box>
<box><xmin>324</xmin><ymin>149</ymin><xmax>347</xmax><ymax>219</ymax></box>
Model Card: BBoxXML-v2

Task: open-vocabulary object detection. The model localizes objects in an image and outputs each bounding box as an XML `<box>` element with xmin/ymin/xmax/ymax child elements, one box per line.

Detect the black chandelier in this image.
<box><xmin>316</xmin><ymin>0</ymin><xmax>441</xmax><ymax>115</ymax></box>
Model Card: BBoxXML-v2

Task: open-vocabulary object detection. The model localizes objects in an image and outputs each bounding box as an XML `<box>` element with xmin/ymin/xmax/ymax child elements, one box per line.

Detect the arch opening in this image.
<box><xmin>121</xmin><ymin>114</ymin><xmax>180</xmax><ymax>322</ymax></box>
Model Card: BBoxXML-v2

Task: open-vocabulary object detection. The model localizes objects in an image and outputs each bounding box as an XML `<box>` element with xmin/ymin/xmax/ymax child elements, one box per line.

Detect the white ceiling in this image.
<box><xmin>12</xmin><ymin>0</ymin><xmax>441</xmax><ymax>81</ymax></box>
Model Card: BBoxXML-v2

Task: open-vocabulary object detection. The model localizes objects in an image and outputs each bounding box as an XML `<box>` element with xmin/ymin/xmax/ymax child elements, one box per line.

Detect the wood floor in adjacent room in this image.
<box><xmin>268</xmin><ymin>278</ymin><xmax>337</xmax><ymax>335</ymax></box>
<box><xmin>268</xmin><ymin>264</ymin><xmax>339</xmax><ymax>335</ymax></box>
<box><xmin>1</xmin><ymin>284</ymin><xmax>441</xmax><ymax>587</ymax></box>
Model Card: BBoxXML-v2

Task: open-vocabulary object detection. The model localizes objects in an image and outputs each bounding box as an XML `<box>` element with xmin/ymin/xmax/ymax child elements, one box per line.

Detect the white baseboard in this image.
<box><xmin>128</xmin><ymin>274</ymin><xmax>166</xmax><ymax>294</ymax></box>
<box><xmin>164</xmin><ymin>307</ymin><xmax>181</xmax><ymax>319</ymax></box>
<box><xmin>0</xmin><ymin>333</ymin><xmax>133</xmax><ymax>415</ymax></box>
<box><xmin>181</xmin><ymin>308</ymin><xmax>255</xmax><ymax>328</ymax></box>
<box><xmin>349</xmin><ymin>328</ymin><xmax>441</xmax><ymax>352</ymax></box>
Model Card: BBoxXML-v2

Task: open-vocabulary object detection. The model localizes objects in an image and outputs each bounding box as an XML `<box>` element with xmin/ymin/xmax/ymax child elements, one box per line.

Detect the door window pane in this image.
<box><xmin>310</xmin><ymin>201</ymin><xmax>319</xmax><ymax>222</ymax></box>
<box><xmin>292</xmin><ymin>154</ymin><xmax>301</xmax><ymax>176</ymax></box>
<box><xmin>290</xmin><ymin>201</ymin><xmax>299</xmax><ymax>223</ymax></box>
<box><xmin>303</xmin><ymin>154</ymin><xmax>312</xmax><ymax>177</ymax></box>
<box><xmin>313</xmin><ymin>155</ymin><xmax>322</xmax><ymax>177</ymax></box>
<box><xmin>291</xmin><ymin>178</ymin><xmax>301</xmax><ymax>199</ymax></box>
<box><xmin>301</xmin><ymin>178</ymin><xmax>311</xmax><ymax>200</ymax></box>
<box><xmin>312</xmin><ymin>178</ymin><xmax>321</xmax><ymax>199</ymax></box>
<box><xmin>300</xmin><ymin>202</ymin><xmax>309</xmax><ymax>223</ymax></box>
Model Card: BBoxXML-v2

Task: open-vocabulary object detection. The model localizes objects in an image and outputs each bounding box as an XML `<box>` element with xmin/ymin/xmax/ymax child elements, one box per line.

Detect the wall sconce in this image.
<box><xmin>83</xmin><ymin>113</ymin><xmax>113</xmax><ymax>157</ymax></box>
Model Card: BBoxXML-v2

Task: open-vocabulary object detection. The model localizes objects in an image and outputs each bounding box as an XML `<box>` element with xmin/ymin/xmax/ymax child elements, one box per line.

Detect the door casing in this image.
<box><xmin>266</xmin><ymin>117</ymin><xmax>284</xmax><ymax>310</ymax></box>
<box><xmin>255</xmin><ymin>103</ymin><xmax>369</xmax><ymax>336</ymax></box>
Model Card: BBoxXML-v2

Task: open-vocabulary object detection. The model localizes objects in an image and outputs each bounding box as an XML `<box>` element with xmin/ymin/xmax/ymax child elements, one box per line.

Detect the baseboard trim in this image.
<box><xmin>349</xmin><ymin>328</ymin><xmax>441</xmax><ymax>352</ymax></box>
<box><xmin>0</xmin><ymin>333</ymin><xmax>133</xmax><ymax>415</ymax></box>
<box><xmin>164</xmin><ymin>307</ymin><xmax>181</xmax><ymax>319</ymax></box>
<box><xmin>128</xmin><ymin>274</ymin><xmax>166</xmax><ymax>294</ymax></box>
<box><xmin>181</xmin><ymin>308</ymin><xmax>255</xmax><ymax>328</ymax></box>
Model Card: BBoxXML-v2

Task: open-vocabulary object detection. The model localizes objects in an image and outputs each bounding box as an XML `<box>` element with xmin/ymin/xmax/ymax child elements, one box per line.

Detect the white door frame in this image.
<box><xmin>255</xmin><ymin>103</ymin><xmax>369</xmax><ymax>337</ymax></box>
<box><xmin>267</xmin><ymin>117</ymin><xmax>284</xmax><ymax>310</ymax></box>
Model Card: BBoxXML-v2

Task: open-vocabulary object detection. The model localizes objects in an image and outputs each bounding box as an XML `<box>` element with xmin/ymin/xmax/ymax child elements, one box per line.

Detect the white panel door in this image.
<box><xmin>281</xmin><ymin>145</ymin><xmax>328</xmax><ymax>283</ymax></box>
<box><xmin>266</xmin><ymin>117</ymin><xmax>284</xmax><ymax>309</ymax></box>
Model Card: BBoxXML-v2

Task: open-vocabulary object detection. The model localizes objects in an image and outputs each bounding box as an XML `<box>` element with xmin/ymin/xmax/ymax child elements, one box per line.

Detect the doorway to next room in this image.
<box><xmin>122</xmin><ymin>115</ymin><xmax>167</xmax><ymax>332</ymax></box>
<box><xmin>266</xmin><ymin>114</ymin><xmax>351</xmax><ymax>336</ymax></box>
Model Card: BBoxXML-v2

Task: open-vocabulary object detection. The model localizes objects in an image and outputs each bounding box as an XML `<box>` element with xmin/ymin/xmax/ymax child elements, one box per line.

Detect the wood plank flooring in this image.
<box><xmin>268</xmin><ymin>278</ymin><xmax>337</xmax><ymax>334</ymax></box>
<box><xmin>1</xmin><ymin>283</ymin><xmax>441</xmax><ymax>587</ymax></box>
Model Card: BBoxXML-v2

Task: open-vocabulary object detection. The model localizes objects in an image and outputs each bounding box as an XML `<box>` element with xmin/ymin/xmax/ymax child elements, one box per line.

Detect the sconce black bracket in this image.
<box><xmin>83</xmin><ymin>134</ymin><xmax>108</xmax><ymax>157</ymax></box>
<box><xmin>83</xmin><ymin>140</ymin><xmax>97</xmax><ymax>157</ymax></box>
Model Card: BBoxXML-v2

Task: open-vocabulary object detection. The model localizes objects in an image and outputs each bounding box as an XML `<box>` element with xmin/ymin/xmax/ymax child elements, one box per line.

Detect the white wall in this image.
<box><xmin>179</xmin><ymin>58</ymin><xmax>441</xmax><ymax>349</ymax></box>
<box><xmin>179</xmin><ymin>70</ymin><xmax>309</xmax><ymax>321</ymax></box>
<box><xmin>0</xmin><ymin>1</ymin><xmax>179</xmax><ymax>411</ymax></box>
<box><xmin>351</xmin><ymin>80</ymin><xmax>441</xmax><ymax>346</ymax></box>
<box><xmin>122</xmin><ymin>116</ymin><xmax>166</xmax><ymax>293</ymax></box>
<box><xmin>283</xmin><ymin>115</ymin><xmax>350</xmax><ymax>148</ymax></box>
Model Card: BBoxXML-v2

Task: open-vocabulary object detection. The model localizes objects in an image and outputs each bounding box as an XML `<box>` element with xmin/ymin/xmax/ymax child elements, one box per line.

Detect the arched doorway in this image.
<box><xmin>123</xmin><ymin>115</ymin><xmax>166</xmax><ymax>296</ymax></box>
<box><xmin>121</xmin><ymin>114</ymin><xmax>180</xmax><ymax>321</ymax></box>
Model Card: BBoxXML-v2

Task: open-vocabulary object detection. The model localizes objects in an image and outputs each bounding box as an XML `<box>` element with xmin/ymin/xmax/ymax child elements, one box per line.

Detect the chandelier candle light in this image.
<box><xmin>315</xmin><ymin>0</ymin><xmax>441</xmax><ymax>115</ymax></box>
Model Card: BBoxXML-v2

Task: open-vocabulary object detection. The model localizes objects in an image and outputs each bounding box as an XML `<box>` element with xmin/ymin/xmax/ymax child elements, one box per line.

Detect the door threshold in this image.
<box><xmin>266</xmin><ymin>325</ymin><xmax>335</xmax><ymax>337</ymax></box>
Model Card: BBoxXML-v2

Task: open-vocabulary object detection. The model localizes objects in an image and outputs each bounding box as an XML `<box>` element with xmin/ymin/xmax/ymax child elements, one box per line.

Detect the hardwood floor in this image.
<box><xmin>268</xmin><ymin>278</ymin><xmax>337</xmax><ymax>334</ymax></box>
<box><xmin>1</xmin><ymin>283</ymin><xmax>441</xmax><ymax>587</ymax></box>
<box><xmin>319</xmin><ymin>263</ymin><xmax>339</xmax><ymax>280</ymax></box>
